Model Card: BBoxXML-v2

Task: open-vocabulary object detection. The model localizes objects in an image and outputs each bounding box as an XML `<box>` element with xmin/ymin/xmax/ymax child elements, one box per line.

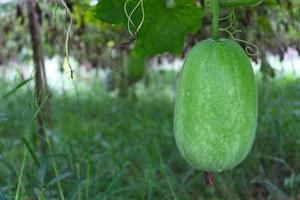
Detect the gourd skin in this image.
<box><xmin>124</xmin><ymin>54</ymin><xmax>145</xmax><ymax>82</ymax></box>
<box><xmin>174</xmin><ymin>39</ymin><xmax>257</xmax><ymax>172</ymax></box>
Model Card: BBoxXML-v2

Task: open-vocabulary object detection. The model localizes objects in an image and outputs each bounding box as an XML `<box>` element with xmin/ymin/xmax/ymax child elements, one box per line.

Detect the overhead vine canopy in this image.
<box><xmin>93</xmin><ymin>0</ymin><xmax>299</xmax><ymax>60</ymax></box>
<box><xmin>94</xmin><ymin>0</ymin><xmax>204</xmax><ymax>57</ymax></box>
<box><xmin>0</xmin><ymin>0</ymin><xmax>299</xmax><ymax>67</ymax></box>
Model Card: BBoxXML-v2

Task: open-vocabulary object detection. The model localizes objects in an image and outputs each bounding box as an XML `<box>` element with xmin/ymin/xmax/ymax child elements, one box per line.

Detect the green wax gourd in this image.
<box><xmin>123</xmin><ymin>54</ymin><xmax>145</xmax><ymax>82</ymax></box>
<box><xmin>174</xmin><ymin>39</ymin><xmax>257</xmax><ymax>172</ymax></box>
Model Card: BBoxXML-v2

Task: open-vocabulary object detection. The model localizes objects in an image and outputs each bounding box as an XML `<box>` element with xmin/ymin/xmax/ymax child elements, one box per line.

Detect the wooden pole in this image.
<box><xmin>26</xmin><ymin>0</ymin><xmax>51</xmax><ymax>153</ymax></box>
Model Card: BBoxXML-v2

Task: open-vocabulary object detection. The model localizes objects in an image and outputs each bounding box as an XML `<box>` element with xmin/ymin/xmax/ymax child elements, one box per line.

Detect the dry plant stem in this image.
<box><xmin>204</xmin><ymin>171</ymin><xmax>214</xmax><ymax>186</ymax></box>
<box><xmin>26</xmin><ymin>0</ymin><xmax>51</xmax><ymax>153</ymax></box>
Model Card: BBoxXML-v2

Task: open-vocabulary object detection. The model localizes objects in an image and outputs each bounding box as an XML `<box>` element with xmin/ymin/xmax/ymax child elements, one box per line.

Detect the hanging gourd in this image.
<box><xmin>174</xmin><ymin>0</ymin><xmax>260</xmax><ymax>184</ymax></box>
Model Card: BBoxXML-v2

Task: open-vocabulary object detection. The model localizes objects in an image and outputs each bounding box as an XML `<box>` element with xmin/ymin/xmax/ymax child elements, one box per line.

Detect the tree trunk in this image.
<box><xmin>26</xmin><ymin>0</ymin><xmax>51</xmax><ymax>153</ymax></box>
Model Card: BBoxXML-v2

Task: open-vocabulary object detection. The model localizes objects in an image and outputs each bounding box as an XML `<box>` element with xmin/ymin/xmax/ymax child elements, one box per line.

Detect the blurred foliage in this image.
<box><xmin>0</xmin><ymin>71</ymin><xmax>299</xmax><ymax>199</ymax></box>
<box><xmin>0</xmin><ymin>0</ymin><xmax>121</xmax><ymax>69</ymax></box>
<box><xmin>123</xmin><ymin>53</ymin><xmax>145</xmax><ymax>82</ymax></box>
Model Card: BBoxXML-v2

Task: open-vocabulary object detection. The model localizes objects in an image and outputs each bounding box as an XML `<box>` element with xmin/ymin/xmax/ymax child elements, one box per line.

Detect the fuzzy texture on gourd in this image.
<box><xmin>123</xmin><ymin>54</ymin><xmax>145</xmax><ymax>82</ymax></box>
<box><xmin>174</xmin><ymin>39</ymin><xmax>257</xmax><ymax>172</ymax></box>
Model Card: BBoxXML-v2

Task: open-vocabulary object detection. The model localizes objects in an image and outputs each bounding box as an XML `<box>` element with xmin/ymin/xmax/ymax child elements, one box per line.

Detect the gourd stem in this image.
<box><xmin>204</xmin><ymin>171</ymin><xmax>214</xmax><ymax>186</ymax></box>
<box><xmin>211</xmin><ymin>0</ymin><xmax>220</xmax><ymax>40</ymax></box>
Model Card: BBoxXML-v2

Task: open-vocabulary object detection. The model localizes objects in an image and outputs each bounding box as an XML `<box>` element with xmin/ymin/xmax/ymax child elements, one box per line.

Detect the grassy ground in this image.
<box><xmin>0</xmin><ymin>71</ymin><xmax>299</xmax><ymax>199</ymax></box>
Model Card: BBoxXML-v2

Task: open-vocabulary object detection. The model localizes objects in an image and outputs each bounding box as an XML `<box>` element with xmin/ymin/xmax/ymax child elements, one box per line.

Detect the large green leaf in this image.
<box><xmin>94</xmin><ymin>0</ymin><xmax>125</xmax><ymax>24</ymax></box>
<box><xmin>134</xmin><ymin>0</ymin><xmax>203</xmax><ymax>56</ymax></box>
<box><xmin>94</xmin><ymin>0</ymin><xmax>203</xmax><ymax>57</ymax></box>
<box><xmin>94</xmin><ymin>0</ymin><xmax>142</xmax><ymax>25</ymax></box>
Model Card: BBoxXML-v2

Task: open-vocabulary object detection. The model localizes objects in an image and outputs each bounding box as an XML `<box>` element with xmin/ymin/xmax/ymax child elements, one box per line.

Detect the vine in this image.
<box><xmin>124</xmin><ymin>0</ymin><xmax>145</xmax><ymax>38</ymax></box>
<box><xmin>59</xmin><ymin>0</ymin><xmax>81</xmax><ymax>108</ymax></box>
<box><xmin>219</xmin><ymin>10</ymin><xmax>259</xmax><ymax>56</ymax></box>
<box><xmin>109</xmin><ymin>0</ymin><xmax>145</xmax><ymax>58</ymax></box>
<box><xmin>209</xmin><ymin>0</ymin><xmax>260</xmax><ymax>56</ymax></box>
<box><xmin>211</xmin><ymin>0</ymin><xmax>220</xmax><ymax>40</ymax></box>
<box><xmin>60</xmin><ymin>0</ymin><xmax>75</xmax><ymax>80</ymax></box>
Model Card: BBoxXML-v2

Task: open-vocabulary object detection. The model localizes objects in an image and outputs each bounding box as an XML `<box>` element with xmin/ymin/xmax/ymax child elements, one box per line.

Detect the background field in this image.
<box><xmin>0</xmin><ymin>70</ymin><xmax>299</xmax><ymax>199</ymax></box>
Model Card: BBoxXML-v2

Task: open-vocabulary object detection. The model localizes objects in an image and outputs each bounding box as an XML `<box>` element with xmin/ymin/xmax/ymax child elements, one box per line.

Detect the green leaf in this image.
<box><xmin>134</xmin><ymin>0</ymin><xmax>203</xmax><ymax>56</ymax></box>
<box><xmin>22</xmin><ymin>137</ymin><xmax>40</xmax><ymax>168</ymax></box>
<box><xmin>46</xmin><ymin>172</ymin><xmax>73</xmax><ymax>187</ymax></box>
<box><xmin>94</xmin><ymin>0</ymin><xmax>125</xmax><ymax>24</ymax></box>
<box><xmin>93</xmin><ymin>0</ymin><xmax>203</xmax><ymax>57</ymax></box>
<box><xmin>1</xmin><ymin>78</ymin><xmax>32</xmax><ymax>100</ymax></box>
<box><xmin>94</xmin><ymin>0</ymin><xmax>142</xmax><ymax>25</ymax></box>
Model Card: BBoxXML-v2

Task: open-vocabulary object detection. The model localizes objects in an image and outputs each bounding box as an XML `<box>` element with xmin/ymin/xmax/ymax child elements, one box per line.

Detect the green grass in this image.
<box><xmin>0</xmin><ymin>71</ymin><xmax>299</xmax><ymax>199</ymax></box>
